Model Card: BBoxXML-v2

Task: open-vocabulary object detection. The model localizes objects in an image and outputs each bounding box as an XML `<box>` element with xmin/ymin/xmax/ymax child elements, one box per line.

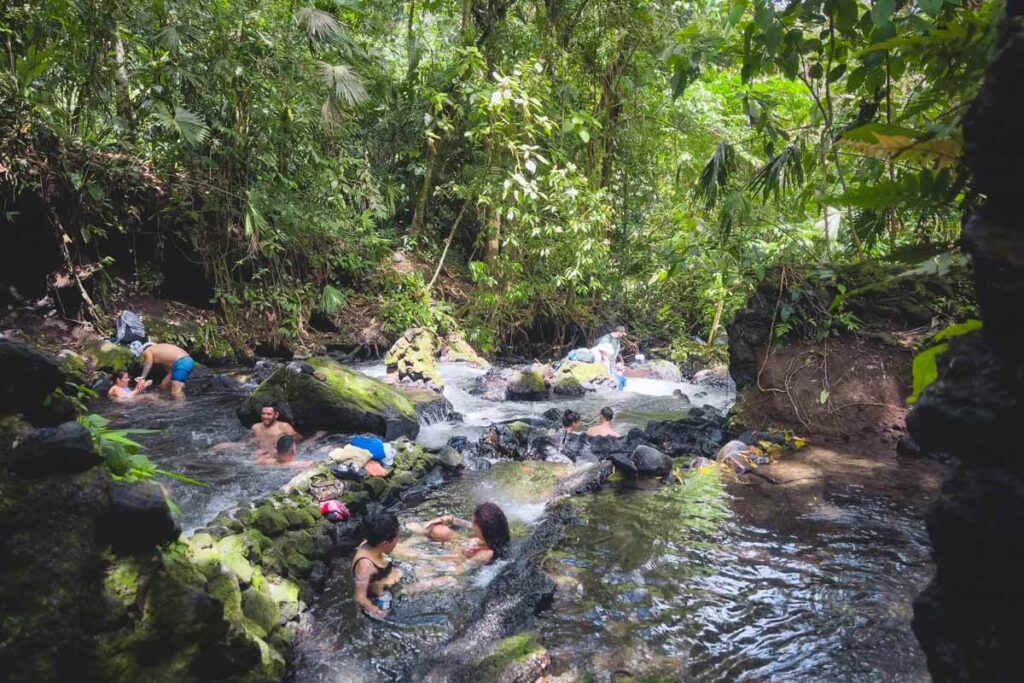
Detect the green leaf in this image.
<box><xmin>727</xmin><ymin>0</ymin><xmax>749</xmax><ymax>27</ymax></box>
<box><xmin>934</xmin><ymin>319</ymin><xmax>982</xmax><ymax>342</ymax></box>
<box><xmin>908</xmin><ymin>342</ymin><xmax>947</xmax><ymax>404</ymax></box>
<box><xmin>578</xmin><ymin>129</ymin><xmax>590</xmax><ymax>143</ymax></box>
<box><xmin>827</xmin><ymin>63</ymin><xmax>846</xmax><ymax>82</ymax></box>
<box><xmin>871</xmin><ymin>0</ymin><xmax>895</xmax><ymax>29</ymax></box>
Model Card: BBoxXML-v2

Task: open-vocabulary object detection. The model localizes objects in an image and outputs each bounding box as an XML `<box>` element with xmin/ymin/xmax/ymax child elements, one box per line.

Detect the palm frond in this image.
<box><xmin>319</xmin><ymin>284</ymin><xmax>347</xmax><ymax>315</ymax></box>
<box><xmin>296</xmin><ymin>7</ymin><xmax>340</xmax><ymax>43</ymax></box>
<box><xmin>317</xmin><ymin>62</ymin><xmax>367</xmax><ymax>105</ymax></box>
<box><xmin>694</xmin><ymin>142</ymin><xmax>734</xmax><ymax>210</ymax></box>
<box><xmin>747</xmin><ymin>144</ymin><xmax>804</xmax><ymax>203</ymax></box>
<box><xmin>152</xmin><ymin>104</ymin><xmax>210</xmax><ymax>146</ymax></box>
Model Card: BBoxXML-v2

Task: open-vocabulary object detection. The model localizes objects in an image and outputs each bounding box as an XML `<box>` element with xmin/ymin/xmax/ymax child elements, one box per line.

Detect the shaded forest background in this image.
<box><xmin>0</xmin><ymin>0</ymin><xmax>998</xmax><ymax>356</ymax></box>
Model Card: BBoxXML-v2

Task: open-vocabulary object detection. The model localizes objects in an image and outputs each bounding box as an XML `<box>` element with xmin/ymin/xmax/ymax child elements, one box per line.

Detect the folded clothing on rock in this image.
<box><xmin>329</xmin><ymin>444</ymin><xmax>373</xmax><ymax>467</ymax></box>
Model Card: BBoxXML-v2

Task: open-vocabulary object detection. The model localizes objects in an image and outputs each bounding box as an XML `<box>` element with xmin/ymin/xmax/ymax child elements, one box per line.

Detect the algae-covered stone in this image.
<box><xmin>439</xmin><ymin>331</ymin><xmax>489</xmax><ymax>367</ymax></box>
<box><xmin>506</xmin><ymin>368</ymin><xmax>549</xmax><ymax>401</ymax></box>
<box><xmin>238</xmin><ymin>357</ymin><xmax>419</xmax><ymax>440</ymax></box>
<box><xmin>82</xmin><ymin>339</ymin><xmax>135</xmax><ymax>373</ymax></box>
<box><xmin>241</xmin><ymin>587</ymin><xmax>279</xmax><ymax>636</ymax></box>
<box><xmin>436</xmin><ymin>445</ymin><xmax>464</xmax><ymax>470</ymax></box>
<box><xmin>390</xmin><ymin>470</ymin><xmax>417</xmax><ymax>488</ymax></box>
<box><xmin>209</xmin><ymin>572</ymin><xmax>245</xmax><ymax>624</ymax></box>
<box><xmin>385</xmin><ymin>327</ymin><xmax>444</xmax><ymax>391</ymax></box>
<box><xmin>267</xmin><ymin>578</ymin><xmax>301</xmax><ymax>622</ymax></box>
<box><xmin>213</xmin><ymin>535</ymin><xmax>255</xmax><ymax>584</ymax></box>
<box><xmin>476</xmin><ymin>633</ymin><xmax>550</xmax><ymax>682</ymax></box>
<box><xmin>552</xmin><ymin>361</ymin><xmax>615</xmax><ymax>395</ymax></box>
<box><xmin>253</xmin><ymin>504</ymin><xmax>289</xmax><ymax>537</ymax></box>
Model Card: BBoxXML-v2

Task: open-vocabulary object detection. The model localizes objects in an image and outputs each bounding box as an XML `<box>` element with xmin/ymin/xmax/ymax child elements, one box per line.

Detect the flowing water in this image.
<box><xmin>99</xmin><ymin>362</ymin><xmax>936</xmax><ymax>681</ymax></box>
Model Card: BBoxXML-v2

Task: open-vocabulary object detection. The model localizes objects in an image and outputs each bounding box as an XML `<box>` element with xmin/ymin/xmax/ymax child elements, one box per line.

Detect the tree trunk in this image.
<box><xmin>462</xmin><ymin>0</ymin><xmax>473</xmax><ymax>40</ymax></box>
<box><xmin>707</xmin><ymin>295</ymin><xmax>725</xmax><ymax>347</ymax></box>
<box><xmin>113</xmin><ymin>31</ymin><xmax>134</xmax><ymax>130</ymax></box>
<box><xmin>409</xmin><ymin>139</ymin><xmax>441</xmax><ymax>238</ymax></box>
<box><xmin>483</xmin><ymin>210</ymin><xmax>500</xmax><ymax>266</ymax></box>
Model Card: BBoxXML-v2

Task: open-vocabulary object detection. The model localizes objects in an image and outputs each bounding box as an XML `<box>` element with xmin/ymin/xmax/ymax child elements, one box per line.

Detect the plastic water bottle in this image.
<box><xmin>636</xmin><ymin>353</ymin><xmax>645</xmax><ymax>362</ymax></box>
<box><xmin>375</xmin><ymin>592</ymin><xmax>392</xmax><ymax>612</ymax></box>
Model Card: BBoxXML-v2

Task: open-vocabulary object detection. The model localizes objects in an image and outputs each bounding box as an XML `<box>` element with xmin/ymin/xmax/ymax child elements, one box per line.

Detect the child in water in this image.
<box><xmin>420</xmin><ymin>502</ymin><xmax>510</xmax><ymax>565</ymax></box>
<box><xmin>352</xmin><ymin>511</ymin><xmax>403</xmax><ymax>618</ymax></box>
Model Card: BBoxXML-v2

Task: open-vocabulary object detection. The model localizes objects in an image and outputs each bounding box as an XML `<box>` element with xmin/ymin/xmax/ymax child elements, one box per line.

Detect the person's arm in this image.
<box><xmin>353</xmin><ymin>559</ymin><xmax>385</xmax><ymax>618</ymax></box>
<box><xmin>425</xmin><ymin>514</ymin><xmax>469</xmax><ymax>529</ymax></box>
<box><xmin>136</xmin><ymin>350</ymin><xmax>154</xmax><ymax>381</ymax></box>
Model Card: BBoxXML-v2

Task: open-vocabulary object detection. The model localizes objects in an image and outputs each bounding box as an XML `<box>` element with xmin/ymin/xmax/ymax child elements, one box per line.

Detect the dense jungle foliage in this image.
<box><xmin>0</xmin><ymin>0</ymin><xmax>1000</xmax><ymax>354</ymax></box>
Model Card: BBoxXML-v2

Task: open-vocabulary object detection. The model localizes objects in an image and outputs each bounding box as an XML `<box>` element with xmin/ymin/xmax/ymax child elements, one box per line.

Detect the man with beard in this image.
<box><xmin>250</xmin><ymin>404</ymin><xmax>298</xmax><ymax>440</ymax></box>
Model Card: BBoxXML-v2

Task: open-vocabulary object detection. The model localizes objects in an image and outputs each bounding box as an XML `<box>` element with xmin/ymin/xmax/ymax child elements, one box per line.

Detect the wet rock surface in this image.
<box><xmin>905</xmin><ymin>7</ymin><xmax>1024</xmax><ymax>679</ymax></box>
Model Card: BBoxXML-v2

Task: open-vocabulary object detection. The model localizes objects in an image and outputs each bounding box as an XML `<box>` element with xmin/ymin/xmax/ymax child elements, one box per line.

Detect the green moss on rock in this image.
<box><xmin>241</xmin><ymin>587</ymin><xmax>279</xmax><ymax>636</ymax></box>
<box><xmin>240</xmin><ymin>356</ymin><xmax>418</xmax><ymax>440</ymax></box>
<box><xmin>552</xmin><ymin>361</ymin><xmax>614</xmax><ymax>395</ymax></box>
<box><xmin>82</xmin><ymin>339</ymin><xmax>135</xmax><ymax>373</ymax></box>
<box><xmin>476</xmin><ymin>633</ymin><xmax>549</xmax><ymax>682</ymax></box>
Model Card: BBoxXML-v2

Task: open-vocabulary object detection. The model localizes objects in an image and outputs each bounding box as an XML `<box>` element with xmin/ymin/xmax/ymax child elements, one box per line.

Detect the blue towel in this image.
<box><xmin>351</xmin><ymin>435</ymin><xmax>386</xmax><ymax>461</ymax></box>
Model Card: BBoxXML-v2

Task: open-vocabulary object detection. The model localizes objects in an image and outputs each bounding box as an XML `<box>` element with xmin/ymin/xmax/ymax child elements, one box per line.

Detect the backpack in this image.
<box><xmin>566</xmin><ymin>348</ymin><xmax>595</xmax><ymax>363</ymax></box>
<box><xmin>111</xmin><ymin>311</ymin><xmax>148</xmax><ymax>345</ymax></box>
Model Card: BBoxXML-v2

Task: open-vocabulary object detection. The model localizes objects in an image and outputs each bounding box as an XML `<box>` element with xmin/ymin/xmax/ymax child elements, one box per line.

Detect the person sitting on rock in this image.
<box><xmin>253</xmin><ymin>435</ymin><xmax>313</xmax><ymax>468</ymax></box>
<box><xmin>417</xmin><ymin>502</ymin><xmax>510</xmax><ymax>566</ymax></box>
<box><xmin>251</xmin><ymin>403</ymin><xmax>298</xmax><ymax>440</ymax></box>
<box><xmin>587</xmin><ymin>406</ymin><xmax>621</xmax><ymax>438</ymax></box>
<box><xmin>131</xmin><ymin>341</ymin><xmax>195</xmax><ymax>398</ymax></box>
<box><xmin>107</xmin><ymin>370</ymin><xmax>152</xmax><ymax>400</ymax></box>
<box><xmin>353</xmin><ymin>511</ymin><xmax>403</xmax><ymax>619</ymax></box>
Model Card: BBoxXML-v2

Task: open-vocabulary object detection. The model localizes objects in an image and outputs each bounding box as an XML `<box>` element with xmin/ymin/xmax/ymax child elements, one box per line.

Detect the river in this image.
<box><xmin>101</xmin><ymin>360</ymin><xmax>938</xmax><ymax>681</ymax></box>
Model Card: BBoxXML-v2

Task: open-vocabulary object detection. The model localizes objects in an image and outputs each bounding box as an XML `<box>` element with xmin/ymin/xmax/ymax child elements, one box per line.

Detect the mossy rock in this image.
<box><xmin>439</xmin><ymin>331</ymin><xmax>489</xmax><ymax>367</ymax></box>
<box><xmin>56</xmin><ymin>350</ymin><xmax>89</xmax><ymax>384</ymax></box>
<box><xmin>385</xmin><ymin>328</ymin><xmax>444</xmax><ymax>390</ymax></box>
<box><xmin>238</xmin><ymin>357</ymin><xmax>419</xmax><ymax>440</ymax></box>
<box><xmin>475</xmin><ymin>633</ymin><xmax>549</xmax><ymax>682</ymax></box>
<box><xmin>241</xmin><ymin>587</ymin><xmax>279</xmax><ymax>636</ymax></box>
<box><xmin>82</xmin><ymin>339</ymin><xmax>135</xmax><ymax>373</ymax></box>
<box><xmin>506</xmin><ymin>369</ymin><xmax>549</xmax><ymax>401</ymax></box>
<box><xmin>252</xmin><ymin>504</ymin><xmax>289</xmax><ymax>537</ymax></box>
<box><xmin>552</xmin><ymin>361</ymin><xmax>615</xmax><ymax>395</ymax></box>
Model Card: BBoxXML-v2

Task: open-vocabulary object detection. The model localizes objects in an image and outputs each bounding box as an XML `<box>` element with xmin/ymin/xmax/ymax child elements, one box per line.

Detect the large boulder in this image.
<box><xmin>104</xmin><ymin>481</ymin><xmax>181</xmax><ymax>551</ymax></box>
<box><xmin>505</xmin><ymin>366</ymin><xmax>550</xmax><ymax>401</ymax></box>
<box><xmin>630</xmin><ymin>445</ymin><xmax>673</xmax><ymax>478</ymax></box>
<box><xmin>643</xmin><ymin>407</ymin><xmax>729</xmax><ymax>458</ymax></box>
<box><xmin>237</xmin><ymin>357</ymin><xmax>419</xmax><ymax>440</ymax></box>
<box><xmin>0</xmin><ymin>339</ymin><xmax>65</xmax><ymax>418</ymax></box>
<box><xmin>394</xmin><ymin>385</ymin><xmax>460</xmax><ymax>424</ymax></box>
<box><xmin>384</xmin><ymin>327</ymin><xmax>443</xmax><ymax>392</ymax></box>
<box><xmin>469</xmin><ymin>367</ymin><xmax>514</xmax><ymax>402</ymax></box>
<box><xmin>438</xmin><ymin>331</ymin><xmax>489</xmax><ymax>367</ymax></box>
<box><xmin>551</xmin><ymin>361</ymin><xmax>616</xmax><ymax>395</ymax></box>
<box><xmin>626</xmin><ymin>358</ymin><xmax>682</xmax><ymax>382</ymax></box>
<box><xmin>6</xmin><ymin>421</ymin><xmax>102</xmax><ymax>476</ymax></box>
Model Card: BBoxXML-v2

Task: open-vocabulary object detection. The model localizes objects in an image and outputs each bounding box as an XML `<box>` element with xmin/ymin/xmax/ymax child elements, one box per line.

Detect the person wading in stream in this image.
<box><xmin>587</xmin><ymin>406</ymin><xmax>621</xmax><ymax>438</ymax></box>
<box><xmin>131</xmin><ymin>341</ymin><xmax>195</xmax><ymax>398</ymax></box>
<box><xmin>352</xmin><ymin>511</ymin><xmax>403</xmax><ymax>619</ymax></box>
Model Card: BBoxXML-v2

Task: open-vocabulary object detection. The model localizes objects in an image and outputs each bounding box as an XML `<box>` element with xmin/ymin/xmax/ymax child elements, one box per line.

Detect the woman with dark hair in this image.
<box><xmin>421</xmin><ymin>502</ymin><xmax>510</xmax><ymax>564</ymax></box>
<box><xmin>108</xmin><ymin>371</ymin><xmax>151</xmax><ymax>400</ymax></box>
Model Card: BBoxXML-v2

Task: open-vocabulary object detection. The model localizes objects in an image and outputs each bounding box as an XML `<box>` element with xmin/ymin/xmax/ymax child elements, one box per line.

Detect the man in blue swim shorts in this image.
<box><xmin>132</xmin><ymin>341</ymin><xmax>196</xmax><ymax>398</ymax></box>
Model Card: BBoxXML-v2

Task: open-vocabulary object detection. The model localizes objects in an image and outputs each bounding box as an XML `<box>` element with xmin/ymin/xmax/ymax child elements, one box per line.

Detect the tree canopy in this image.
<box><xmin>0</xmin><ymin>0</ymin><xmax>999</xmax><ymax>353</ymax></box>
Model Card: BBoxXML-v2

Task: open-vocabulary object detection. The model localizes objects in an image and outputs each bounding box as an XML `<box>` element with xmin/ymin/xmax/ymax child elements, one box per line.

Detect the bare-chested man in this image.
<box><xmin>132</xmin><ymin>341</ymin><xmax>195</xmax><ymax>398</ymax></box>
<box><xmin>251</xmin><ymin>404</ymin><xmax>298</xmax><ymax>440</ymax></box>
<box><xmin>586</xmin><ymin>406</ymin><xmax>621</xmax><ymax>438</ymax></box>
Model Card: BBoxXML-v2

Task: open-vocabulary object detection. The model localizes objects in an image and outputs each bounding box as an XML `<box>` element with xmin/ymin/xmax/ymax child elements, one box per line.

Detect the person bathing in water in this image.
<box><xmin>131</xmin><ymin>341</ymin><xmax>195</xmax><ymax>398</ymax></box>
<box><xmin>352</xmin><ymin>511</ymin><xmax>403</xmax><ymax>619</ymax></box>
<box><xmin>586</xmin><ymin>406</ymin><xmax>621</xmax><ymax>438</ymax></box>
<box><xmin>252</xmin><ymin>435</ymin><xmax>312</xmax><ymax>468</ymax></box>
<box><xmin>107</xmin><ymin>371</ymin><xmax>152</xmax><ymax>400</ymax></box>
<box><xmin>418</xmin><ymin>502</ymin><xmax>510</xmax><ymax>566</ymax></box>
<box><xmin>251</xmin><ymin>403</ymin><xmax>298</xmax><ymax>440</ymax></box>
